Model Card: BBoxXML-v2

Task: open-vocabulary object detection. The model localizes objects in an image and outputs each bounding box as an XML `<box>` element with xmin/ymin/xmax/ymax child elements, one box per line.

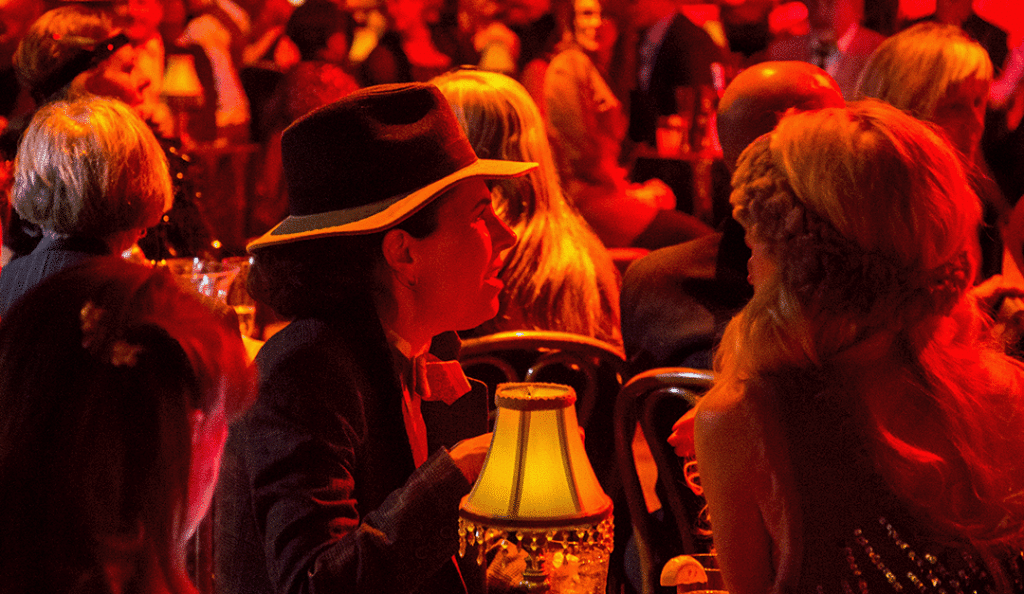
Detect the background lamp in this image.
<box><xmin>459</xmin><ymin>383</ymin><xmax>614</xmax><ymax>593</ymax></box>
<box><xmin>162</xmin><ymin>54</ymin><xmax>204</xmax><ymax>147</ymax></box>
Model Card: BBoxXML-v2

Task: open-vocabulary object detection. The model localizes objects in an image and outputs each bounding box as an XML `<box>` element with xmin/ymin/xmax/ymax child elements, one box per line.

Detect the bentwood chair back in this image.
<box><xmin>459</xmin><ymin>330</ymin><xmax>626</xmax><ymax>480</ymax></box>
<box><xmin>460</xmin><ymin>330</ymin><xmax>629</xmax><ymax>593</ymax></box>
<box><xmin>614</xmin><ymin>367</ymin><xmax>715</xmax><ymax>594</ymax></box>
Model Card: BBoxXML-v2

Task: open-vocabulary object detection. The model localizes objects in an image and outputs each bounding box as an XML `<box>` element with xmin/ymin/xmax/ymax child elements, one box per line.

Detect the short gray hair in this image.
<box><xmin>12</xmin><ymin>96</ymin><xmax>171</xmax><ymax>237</ymax></box>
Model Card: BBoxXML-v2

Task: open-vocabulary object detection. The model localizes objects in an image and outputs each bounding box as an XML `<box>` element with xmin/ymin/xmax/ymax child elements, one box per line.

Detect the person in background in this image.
<box><xmin>856</xmin><ymin>22</ymin><xmax>1007</xmax><ymax>280</ymax></box>
<box><xmin>360</xmin><ymin>0</ymin><xmax>453</xmax><ymax>84</ymax></box>
<box><xmin>0</xmin><ymin>258</ymin><xmax>255</xmax><ymax>594</ymax></box>
<box><xmin>543</xmin><ymin>0</ymin><xmax>712</xmax><ymax>249</ymax></box>
<box><xmin>179</xmin><ymin>0</ymin><xmax>252</xmax><ymax>142</ymax></box>
<box><xmin>0</xmin><ymin>97</ymin><xmax>172</xmax><ymax>316</ymax></box>
<box><xmin>252</xmin><ymin>0</ymin><xmax>359</xmax><ymax>234</ymax></box>
<box><xmin>625</xmin><ymin>0</ymin><xmax>722</xmax><ymax>148</ymax></box>
<box><xmin>9</xmin><ymin>3</ymin><xmax>220</xmax><ymax>262</ymax></box>
<box><xmin>621</xmin><ymin>60</ymin><xmax>844</xmax><ymax>374</ymax></box>
<box><xmin>117</xmin><ymin>0</ymin><xmax>177</xmax><ymax>138</ymax></box>
<box><xmin>276</xmin><ymin>0</ymin><xmax>359</xmax><ymax>126</ymax></box>
<box><xmin>766</xmin><ymin>0</ymin><xmax>885</xmax><ymax>99</ymax></box>
<box><xmin>433</xmin><ymin>68</ymin><xmax>623</xmax><ymax>348</ymax></box>
<box><xmin>687</xmin><ymin>100</ymin><xmax>1024</xmax><ymax>594</ymax></box>
<box><xmin>215</xmin><ymin>83</ymin><xmax>537</xmax><ymax>594</ymax></box>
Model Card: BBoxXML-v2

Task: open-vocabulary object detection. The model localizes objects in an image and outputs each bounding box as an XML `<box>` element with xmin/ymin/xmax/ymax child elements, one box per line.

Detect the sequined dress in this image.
<box><xmin>759</xmin><ymin>370</ymin><xmax>1024</xmax><ymax>594</ymax></box>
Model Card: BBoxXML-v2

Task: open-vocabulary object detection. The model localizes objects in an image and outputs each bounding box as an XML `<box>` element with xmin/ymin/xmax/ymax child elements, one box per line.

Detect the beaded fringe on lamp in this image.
<box><xmin>459</xmin><ymin>383</ymin><xmax>614</xmax><ymax>593</ymax></box>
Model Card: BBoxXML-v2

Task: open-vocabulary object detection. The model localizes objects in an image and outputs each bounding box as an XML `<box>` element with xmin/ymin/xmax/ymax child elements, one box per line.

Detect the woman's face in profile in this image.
<box><xmin>745</xmin><ymin>233</ymin><xmax>775</xmax><ymax>290</ymax></box>
<box><xmin>573</xmin><ymin>0</ymin><xmax>602</xmax><ymax>52</ymax></box>
<box><xmin>931</xmin><ymin>75</ymin><xmax>989</xmax><ymax>160</ymax></box>
<box><xmin>407</xmin><ymin>178</ymin><xmax>517</xmax><ymax>333</ymax></box>
<box><xmin>78</xmin><ymin>42</ymin><xmax>150</xmax><ymax>110</ymax></box>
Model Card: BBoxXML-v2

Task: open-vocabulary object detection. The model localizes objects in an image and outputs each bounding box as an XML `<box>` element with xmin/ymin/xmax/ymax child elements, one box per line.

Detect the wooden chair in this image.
<box><xmin>459</xmin><ymin>330</ymin><xmax>626</xmax><ymax>439</ymax></box>
<box><xmin>614</xmin><ymin>367</ymin><xmax>714</xmax><ymax>594</ymax></box>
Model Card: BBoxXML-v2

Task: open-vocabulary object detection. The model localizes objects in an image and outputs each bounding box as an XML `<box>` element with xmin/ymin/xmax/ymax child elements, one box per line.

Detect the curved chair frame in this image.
<box><xmin>614</xmin><ymin>367</ymin><xmax>714</xmax><ymax>594</ymax></box>
<box><xmin>459</xmin><ymin>330</ymin><xmax>626</xmax><ymax>431</ymax></box>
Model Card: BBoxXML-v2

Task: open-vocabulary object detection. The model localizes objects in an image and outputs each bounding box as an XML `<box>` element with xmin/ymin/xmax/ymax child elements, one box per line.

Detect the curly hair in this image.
<box><xmin>714</xmin><ymin>101</ymin><xmax>1024</xmax><ymax>563</ymax></box>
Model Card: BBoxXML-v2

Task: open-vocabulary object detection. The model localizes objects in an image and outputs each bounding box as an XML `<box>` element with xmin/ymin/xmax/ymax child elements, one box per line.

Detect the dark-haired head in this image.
<box><xmin>286</xmin><ymin>0</ymin><xmax>355</xmax><ymax>62</ymax></box>
<box><xmin>0</xmin><ymin>258</ymin><xmax>255</xmax><ymax>594</ymax></box>
<box><xmin>248</xmin><ymin>196</ymin><xmax>442</xmax><ymax>319</ymax></box>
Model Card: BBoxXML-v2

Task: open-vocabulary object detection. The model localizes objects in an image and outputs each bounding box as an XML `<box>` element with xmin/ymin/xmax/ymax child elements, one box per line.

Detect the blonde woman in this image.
<box><xmin>686</xmin><ymin>101</ymin><xmax>1024</xmax><ymax>593</ymax></box>
<box><xmin>433</xmin><ymin>68</ymin><xmax>622</xmax><ymax>347</ymax></box>
<box><xmin>856</xmin><ymin>22</ymin><xmax>1006</xmax><ymax>278</ymax></box>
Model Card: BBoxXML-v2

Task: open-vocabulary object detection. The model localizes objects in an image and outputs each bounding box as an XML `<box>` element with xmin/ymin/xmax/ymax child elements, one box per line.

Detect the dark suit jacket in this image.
<box><xmin>215</xmin><ymin>307</ymin><xmax>489</xmax><ymax>594</ymax></box>
<box><xmin>628</xmin><ymin>13</ymin><xmax>721</xmax><ymax>146</ymax></box>
<box><xmin>0</xmin><ymin>236</ymin><xmax>113</xmax><ymax>317</ymax></box>
<box><xmin>620</xmin><ymin>217</ymin><xmax>752</xmax><ymax>373</ymax></box>
<box><xmin>766</xmin><ymin>25</ymin><xmax>886</xmax><ymax>100</ymax></box>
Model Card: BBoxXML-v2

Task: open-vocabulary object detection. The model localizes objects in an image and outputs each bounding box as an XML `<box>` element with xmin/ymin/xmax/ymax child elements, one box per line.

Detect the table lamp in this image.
<box><xmin>162</xmin><ymin>54</ymin><xmax>204</xmax><ymax>147</ymax></box>
<box><xmin>459</xmin><ymin>383</ymin><xmax>614</xmax><ymax>593</ymax></box>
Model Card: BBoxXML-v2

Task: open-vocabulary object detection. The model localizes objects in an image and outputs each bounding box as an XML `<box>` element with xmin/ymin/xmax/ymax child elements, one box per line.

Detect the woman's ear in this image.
<box><xmin>381</xmin><ymin>228</ymin><xmax>418</xmax><ymax>289</ymax></box>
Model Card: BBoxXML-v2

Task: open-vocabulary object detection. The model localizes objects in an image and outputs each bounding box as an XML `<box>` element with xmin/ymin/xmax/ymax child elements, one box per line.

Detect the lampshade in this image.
<box><xmin>163</xmin><ymin>54</ymin><xmax>204</xmax><ymax>102</ymax></box>
<box><xmin>459</xmin><ymin>383</ymin><xmax>613</xmax><ymax>593</ymax></box>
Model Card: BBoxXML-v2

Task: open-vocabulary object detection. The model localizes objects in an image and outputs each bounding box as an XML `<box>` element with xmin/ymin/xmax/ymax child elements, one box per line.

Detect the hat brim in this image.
<box><xmin>247</xmin><ymin>158</ymin><xmax>538</xmax><ymax>251</ymax></box>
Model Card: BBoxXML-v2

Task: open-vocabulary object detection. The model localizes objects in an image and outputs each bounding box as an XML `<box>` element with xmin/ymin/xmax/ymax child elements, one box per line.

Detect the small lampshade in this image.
<box><xmin>459</xmin><ymin>383</ymin><xmax>613</xmax><ymax>593</ymax></box>
<box><xmin>461</xmin><ymin>383</ymin><xmax>611</xmax><ymax>526</ymax></box>
<box><xmin>163</xmin><ymin>54</ymin><xmax>204</xmax><ymax>102</ymax></box>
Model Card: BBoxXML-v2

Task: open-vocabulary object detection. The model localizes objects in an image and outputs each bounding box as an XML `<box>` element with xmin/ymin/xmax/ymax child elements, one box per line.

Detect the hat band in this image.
<box><xmin>268</xmin><ymin>188</ymin><xmax>413</xmax><ymax>237</ymax></box>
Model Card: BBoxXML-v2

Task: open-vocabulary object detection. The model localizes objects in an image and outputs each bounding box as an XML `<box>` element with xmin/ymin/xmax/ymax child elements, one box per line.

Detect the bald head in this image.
<box><xmin>717</xmin><ymin>61</ymin><xmax>844</xmax><ymax>169</ymax></box>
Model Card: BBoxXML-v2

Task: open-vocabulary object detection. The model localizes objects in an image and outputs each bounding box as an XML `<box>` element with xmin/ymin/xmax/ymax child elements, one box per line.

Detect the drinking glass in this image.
<box><xmin>164</xmin><ymin>258</ymin><xmax>240</xmax><ymax>304</ymax></box>
<box><xmin>222</xmin><ymin>256</ymin><xmax>257</xmax><ymax>338</ymax></box>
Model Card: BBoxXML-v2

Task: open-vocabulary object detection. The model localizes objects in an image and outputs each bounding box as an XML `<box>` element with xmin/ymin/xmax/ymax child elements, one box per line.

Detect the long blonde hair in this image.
<box><xmin>433</xmin><ymin>69</ymin><xmax>622</xmax><ymax>346</ymax></box>
<box><xmin>716</xmin><ymin>101</ymin><xmax>1024</xmax><ymax>556</ymax></box>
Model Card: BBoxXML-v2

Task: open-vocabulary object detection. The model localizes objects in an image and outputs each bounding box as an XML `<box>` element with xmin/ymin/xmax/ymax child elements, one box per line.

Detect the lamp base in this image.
<box><xmin>516</xmin><ymin>562</ymin><xmax>550</xmax><ymax>593</ymax></box>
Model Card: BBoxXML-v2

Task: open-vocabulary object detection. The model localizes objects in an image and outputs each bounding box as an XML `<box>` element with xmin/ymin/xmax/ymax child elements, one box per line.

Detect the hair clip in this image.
<box><xmin>80</xmin><ymin>301</ymin><xmax>144</xmax><ymax>368</ymax></box>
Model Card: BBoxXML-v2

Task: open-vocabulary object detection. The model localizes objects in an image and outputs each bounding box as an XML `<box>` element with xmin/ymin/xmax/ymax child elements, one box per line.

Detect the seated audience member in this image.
<box><xmin>621</xmin><ymin>61</ymin><xmax>843</xmax><ymax>373</ymax></box>
<box><xmin>255</xmin><ymin>0</ymin><xmax>360</xmax><ymax>234</ymax></box>
<box><xmin>178</xmin><ymin>0</ymin><xmax>252</xmax><ymax>142</ymax></box>
<box><xmin>10</xmin><ymin>3</ymin><xmax>219</xmax><ymax>261</ymax></box>
<box><xmin>766</xmin><ymin>0</ymin><xmax>885</xmax><ymax>100</ymax></box>
<box><xmin>543</xmin><ymin>0</ymin><xmax>712</xmax><ymax>249</ymax></box>
<box><xmin>215</xmin><ymin>83</ymin><xmax>537</xmax><ymax>594</ymax></box>
<box><xmin>625</xmin><ymin>0</ymin><xmax>722</xmax><ymax>148</ymax></box>
<box><xmin>0</xmin><ymin>258</ymin><xmax>254</xmax><ymax>594</ymax></box>
<box><xmin>360</xmin><ymin>0</ymin><xmax>454</xmax><ymax>85</ymax></box>
<box><xmin>686</xmin><ymin>100</ymin><xmax>1024</xmax><ymax>593</ymax></box>
<box><xmin>275</xmin><ymin>0</ymin><xmax>358</xmax><ymax>125</ymax></box>
<box><xmin>117</xmin><ymin>0</ymin><xmax>176</xmax><ymax>139</ymax></box>
<box><xmin>856</xmin><ymin>22</ymin><xmax>1007</xmax><ymax>280</ymax></box>
<box><xmin>433</xmin><ymin>69</ymin><xmax>622</xmax><ymax>348</ymax></box>
<box><xmin>0</xmin><ymin>97</ymin><xmax>171</xmax><ymax>317</ymax></box>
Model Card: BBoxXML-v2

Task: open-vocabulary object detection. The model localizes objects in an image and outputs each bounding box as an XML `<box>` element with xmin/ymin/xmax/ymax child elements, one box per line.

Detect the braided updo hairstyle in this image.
<box><xmin>712</xmin><ymin>100</ymin><xmax>1024</xmax><ymax>554</ymax></box>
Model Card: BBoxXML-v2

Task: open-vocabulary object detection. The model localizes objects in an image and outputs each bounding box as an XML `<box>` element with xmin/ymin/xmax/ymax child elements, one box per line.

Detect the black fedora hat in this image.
<box><xmin>247</xmin><ymin>83</ymin><xmax>537</xmax><ymax>251</ymax></box>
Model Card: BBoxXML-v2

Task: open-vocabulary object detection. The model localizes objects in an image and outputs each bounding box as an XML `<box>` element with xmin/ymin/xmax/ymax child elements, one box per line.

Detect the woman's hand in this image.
<box><xmin>450</xmin><ymin>432</ymin><xmax>492</xmax><ymax>484</ymax></box>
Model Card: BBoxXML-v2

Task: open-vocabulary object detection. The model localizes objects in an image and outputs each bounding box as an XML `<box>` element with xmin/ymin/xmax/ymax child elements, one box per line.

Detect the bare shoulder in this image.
<box><xmin>694</xmin><ymin>381</ymin><xmax>761</xmax><ymax>447</ymax></box>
